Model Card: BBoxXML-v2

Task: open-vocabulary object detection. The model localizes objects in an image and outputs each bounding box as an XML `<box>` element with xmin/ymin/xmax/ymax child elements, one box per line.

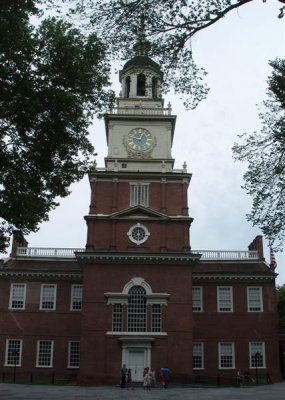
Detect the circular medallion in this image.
<box><xmin>127</xmin><ymin>223</ymin><xmax>150</xmax><ymax>245</ymax></box>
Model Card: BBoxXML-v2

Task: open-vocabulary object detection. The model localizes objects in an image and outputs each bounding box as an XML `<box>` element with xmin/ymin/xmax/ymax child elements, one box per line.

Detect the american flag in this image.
<box><xmin>270</xmin><ymin>248</ymin><xmax>277</xmax><ymax>270</ymax></box>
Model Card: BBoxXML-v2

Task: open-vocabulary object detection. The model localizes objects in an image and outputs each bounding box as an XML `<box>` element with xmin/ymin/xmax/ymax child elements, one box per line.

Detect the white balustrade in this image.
<box><xmin>16</xmin><ymin>247</ymin><xmax>259</xmax><ymax>260</ymax></box>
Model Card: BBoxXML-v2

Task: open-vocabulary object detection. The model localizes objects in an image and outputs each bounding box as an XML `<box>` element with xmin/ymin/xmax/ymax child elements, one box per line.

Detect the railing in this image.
<box><xmin>16</xmin><ymin>247</ymin><xmax>85</xmax><ymax>258</ymax></box>
<box><xmin>193</xmin><ymin>250</ymin><xmax>259</xmax><ymax>260</ymax></box>
<box><xmin>16</xmin><ymin>247</ymin><xmax>259</xmax><ymax>260</ymax></box>
<box><xmin>109</xmin><ymin>107</ymin><xmax>172</xmax><ymax>116</ymax></box>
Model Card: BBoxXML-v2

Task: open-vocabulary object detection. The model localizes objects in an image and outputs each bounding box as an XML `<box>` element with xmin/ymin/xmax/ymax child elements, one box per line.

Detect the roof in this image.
<box><xmin>120</xmin><ymin>55</ymin><xmax>163</xmax><ymax>80</ymax></box>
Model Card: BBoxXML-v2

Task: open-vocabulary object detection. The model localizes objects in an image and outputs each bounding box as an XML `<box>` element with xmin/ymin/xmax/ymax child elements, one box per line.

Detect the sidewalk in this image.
<box><xmin>0</xmin><ymin>382</ymin><xmax>285</xmax><ymax>400</ymax></box>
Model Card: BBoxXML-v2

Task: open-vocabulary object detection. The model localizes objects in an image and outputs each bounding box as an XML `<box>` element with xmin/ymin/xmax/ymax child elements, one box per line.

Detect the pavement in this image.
<box><xmin>0</xmin><ymin>382</ymin><xmax>285</xmax><ymax>400</ymax></box>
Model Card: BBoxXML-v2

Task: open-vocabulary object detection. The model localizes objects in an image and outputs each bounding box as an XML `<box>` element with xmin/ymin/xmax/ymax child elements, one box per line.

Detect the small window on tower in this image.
<box><xmin>121</xmin><ymin>163</ymin><xmax>127</xmax><ymax>169</ymax></box>
<box><xmin>152</xmin><ymin>77</ymin><xmax>158</xmax><ymax>98</ymax></box>
<box><xmin>125</xmin><ymin>76</ymin><xmax>130</xmax><ymax>98</ymax></box>
<box><xmin>130</xmin><ymin>183</ymin><xmax>149</xmax><ymax>206</ymax></box>
<box><xmin>137</xmin><ymin>73</ymin><xmax>146</xmax><ymax>96</ymax></box>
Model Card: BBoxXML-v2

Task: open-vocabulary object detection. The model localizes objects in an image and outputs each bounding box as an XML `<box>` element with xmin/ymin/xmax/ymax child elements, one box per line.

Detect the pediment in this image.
<box><xmin>110</xmin><ymin>205</ymin><xmax>169</xmax><ymax>220</ymax></box>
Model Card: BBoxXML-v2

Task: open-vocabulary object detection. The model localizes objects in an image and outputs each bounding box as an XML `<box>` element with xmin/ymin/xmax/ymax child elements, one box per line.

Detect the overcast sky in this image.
<box><xmin>2</xmin><ymin>1</ymin><xmax>285</xmax><ymax>284</ymax></box>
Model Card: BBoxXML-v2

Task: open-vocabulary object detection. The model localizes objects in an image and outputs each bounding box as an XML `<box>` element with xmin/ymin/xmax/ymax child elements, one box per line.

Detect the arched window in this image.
<box><xmin>152</xmin><ymin>77</ymin><xmax>158</xmax><ymax>98</ymax></box>
<box><xmin>125</xmin><ymin>76</ymin><xmax>130</xmax><ymax>98</ymax></box>
<box><xmin>128</xmin><ymin>286</ymin><xmax>146</xmax><ymax>332</ymax></box>
<box><xmin>137</xmin><ymin>73</ymin><xmax>146</xmax><ymax>96</ymax></box>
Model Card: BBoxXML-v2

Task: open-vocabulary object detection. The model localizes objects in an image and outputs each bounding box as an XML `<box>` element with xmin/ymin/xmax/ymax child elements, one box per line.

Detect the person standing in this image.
<box><xmin>120</xmin><ymin>364</ymin><xmax>128</xmax><ymax>388</ymax></box>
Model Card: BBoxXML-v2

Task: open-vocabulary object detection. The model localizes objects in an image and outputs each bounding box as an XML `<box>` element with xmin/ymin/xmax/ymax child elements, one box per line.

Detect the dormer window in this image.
<box><xmin>137</xmin><ymin>73</ymin><xmax>146</xmax><ymax>96</ymax></box>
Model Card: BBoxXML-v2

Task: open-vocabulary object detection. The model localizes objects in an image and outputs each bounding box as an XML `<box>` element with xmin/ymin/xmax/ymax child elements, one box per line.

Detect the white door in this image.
<box><xmin>127</xmin><ymin>350</ymin><xmax>145</xmax><ymax>382</ymax></box>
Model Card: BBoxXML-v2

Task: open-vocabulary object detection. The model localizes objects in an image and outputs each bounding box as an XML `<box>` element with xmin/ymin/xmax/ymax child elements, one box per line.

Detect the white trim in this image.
<box><xmin>106</xmin><ymin>331</ymin><xmax>167</xmax><ymax>336</ymax></box>
<box><xmin>122</xmin><ymin>277</ymin><xmax>152</xmax><ymax>295</ymax></box>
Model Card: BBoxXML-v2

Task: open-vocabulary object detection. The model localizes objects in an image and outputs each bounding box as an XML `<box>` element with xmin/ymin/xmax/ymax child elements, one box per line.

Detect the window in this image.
<box><xmin>9</xmin><ymin>283</ymin><xmax>26</xmax><ymax>309</ymax></box>
<box><xmin>217</xmin><ymin>287</ymin><xmax>233</xmax><ymax>312</ymax></box>
<box><xmin>130</xmin><ymin>184</ymin><xmax>149</xmax><ymax>206</ymax></box>
<box><xmin>112</xmin><ymin>304</ymin><xmax>122</xmax><ymax>332</ymax></box>
<box><xmin>137</xmin><ymin>73</ymin><xmax>146</xmax><ymax>96</ymax></box>
<box><xmin>127</xmin><ymin>223</ymin><xmax>150</xmax><ymax>245</ymax></box>
<box><xmin>36</xmin><ymin>340</ymin><xmax>54</xmax><ymax>367</ymax></box>
<box><xmin>128</xmin><ymin>286</ymin><xmax>146</xmax><ymax>332</ymax></box>
<box><xmin>68</xmin><ymin>341</ymin><xmax>80</xmax><ymax>368</ymax></box>
<box><xmin>247</xmin><ymin>287</ymin><xmax>263</xmax><ymax>312</ymax></box>
<box><xmin>40</xmin><ymin>284</ymin><xmax>57</xmax><ymax>310</ymax></box>
<box><xmin>193</xmin><ymin>343</ymin><xmax>204</xmax><ymax>369</ymax></box>
<box><xmin>5</xmin><ymin>339</ymin><xmax>22</xmax><ymax>366</ymax></box>
<box><xmin>219</xmin><ymin>342</ymin><xmax>235</xmax><ymax>369</ymax></box>
<box><xmin>151</xmin><ymin>304</ymin><xmax>161</xmax><ymax>332</ymax></box>
<box><xmin>125</xmin><ymin>76</ymin><xmax>130</xmax><ymax>98</ymax></box>
<box><xmin>249</xmin><ymin>342</ymin><xmax>265</xmax><ymax>368</ymax></box>
<box><xmin>71</xmin><ymin>285</ymin><xmax>82</xmax><ymax>311</ymax></box>
<box><xmin>192</xmin><ymin>287</ymin><xmax>203</xmax><ymax>312</ymax></box>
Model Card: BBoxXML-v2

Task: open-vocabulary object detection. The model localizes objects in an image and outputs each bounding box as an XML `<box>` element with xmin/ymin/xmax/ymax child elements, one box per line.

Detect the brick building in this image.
<box><xmin>0</xmin><ymin>53</ymin><xmax>281</xmax><ymax>384</ymax></box>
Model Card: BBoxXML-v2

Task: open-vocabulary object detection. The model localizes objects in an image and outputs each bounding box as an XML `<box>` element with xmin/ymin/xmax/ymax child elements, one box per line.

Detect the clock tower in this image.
<box><xmin>77</xmin><ymin>52</ymin><xmax>199</xmax><ymax>384</ymax></box>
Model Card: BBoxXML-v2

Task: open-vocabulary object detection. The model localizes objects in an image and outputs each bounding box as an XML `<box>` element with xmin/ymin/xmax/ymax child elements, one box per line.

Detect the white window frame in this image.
<box><xmin>247</xmin><ymin>287</ymin><xmax>263</xmax><ymax>312</ymax></box>
<box><xmin>192</xmin><ymin>342</ymin><xmax>204</xmax><ymax>370</ymax></box>
<box><xmin>130</xmin><ymin>183</ymin><xmax>149</xmax><ymax>207</ymax></box>
<box><xmin>68</xmin><ymin>341</ymin><xmax>80</xmax><ymax>368</ymax></box>
<box><xmin>249</xmin><ymin>342</ymin><xmax>266</xmax><ymax>369</ymax></box>
<box><xmin>112</xmin><ymin>303</ymin><xmax>123</xmax><ymax>332</ymax></box>
<box><xmin>40</xmin><ymin>284</ymin><xmax>57</xmax><ymax>310</ymax></box>
<box><xmin>219</xmin><ymin>342</ymin><xmax>235</xmax><ymax>369</ymax></box>
<box><xmin>192</xmin><ymin>287</ymin><xmax>203</xmax><ymax>312</ymax></box>
<box><xmin>217</xmin><ymin>286</ymin><xmax>233</xmax><ymax>312</ymax></box>
<box><xmin>36</xmin><ymin>340</ymin><xmax>54</xmax><ymax>368</ymax></box>
<box><xmin>5</xmin><ymin>339</ymin><xmax>23</xmax><ymax>367</ymax></box>
<box><xmin>9</xmin><ymin>283</ymin><xmax>27</xmax><ymax>310</ymax></box>
<box><xmin>151</xmin><ymin>304</ymin><xmax>162</xmax><ymax>332</ymax></box>
<box><xmin>70</xmin><ymin>285</ymin><xmax>83</xmax><ymax>311</ymax></box>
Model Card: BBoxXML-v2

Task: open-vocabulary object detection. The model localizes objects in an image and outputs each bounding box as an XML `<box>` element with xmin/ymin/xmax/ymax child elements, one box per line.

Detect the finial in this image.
<box><xmin>183</xmin><ymin>161</ymin><xmax>187</xmax><ymax>172</ymax></box>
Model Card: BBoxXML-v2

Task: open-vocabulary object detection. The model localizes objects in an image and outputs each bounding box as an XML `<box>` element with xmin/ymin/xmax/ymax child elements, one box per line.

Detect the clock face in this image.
<box><xmin>127</xmin><ymin>128</ymin><xmax>153</xmax><ymax>152</ymax></box>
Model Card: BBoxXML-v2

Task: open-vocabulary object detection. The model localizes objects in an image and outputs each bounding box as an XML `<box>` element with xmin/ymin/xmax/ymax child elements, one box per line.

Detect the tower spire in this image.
<box><xmin>133</xmin><ymin>13</ymin><xmax>151</xmax><ymax>56</ymax></box>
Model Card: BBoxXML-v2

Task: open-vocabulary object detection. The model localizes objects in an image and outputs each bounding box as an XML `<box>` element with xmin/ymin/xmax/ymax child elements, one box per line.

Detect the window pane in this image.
<box><xmin>41</xmin><ymin>285</ymin><xmax>56</xmax><ymax>310</ymax></box>
<box><xmin>192</xmin><ymin>287</ymin><xmax>202</xmax><ymax>311</ymax></box>
<box><xmin>68</xmin><ymin>341</ymin><xmax>80</xmax><ymax>368</ymax></box>
<box><xmin>37</xmin><ymin>341</ymin><xmax>53</xmax><ymax>367</ymax></box>
<box><xmin>10</xmin><ymin>284</ymin><xmax>25</xmax><ymax>309</ymax></box>
<box><xmin>152</xmin><ymin>304</ymin><xmax>161</xmax><ymax>332</ymax></box>
<box><xmin>6</xmin><ymin>340</ymin><xmax>21</xmax><ymax>366</ymax></box>
<box><xmin>71</xmin><ymin>285</ymin><xmax>82</xmax><ymax>310</ymax></box>
<box><xmin>128</xmin><ymin>286</ymin><xmax>146</xmax><ymax>332</ymax></box>
<box><xmin>130</xmin><ymin>184</ymin><xmax>149</xmax><ymax>206</ymax></box>
<box><xmin>219</xmin><ymin>343</ymin><xmax>234</xmax><ymax>368</ymax></box>
<box><xmin>250</xmin><ymin>342</ymin><xmax>265</xmax><ymax>368</ymax></box>
<box><xmin>113</xmin><ymin>304</ymin><xmax>122</xmax><ymax>332</ymax></box>
<box><xmin>248</xmin><ymin>287</ymin><xmax>263</xmax><ymax>311</ymax></box>
<box><xmin>193</xmin><ymin>343</ymin><xmax>203</xmax><ymax>369</ymax></box>
<box><xmin>218</xmin><ymin>287</ymin><xmax>232</xmax><ymax>312</ymax></box>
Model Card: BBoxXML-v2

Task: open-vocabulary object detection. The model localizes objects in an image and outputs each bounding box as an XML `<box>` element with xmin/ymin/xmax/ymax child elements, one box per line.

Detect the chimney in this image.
<box><xmin>10</xmin><ymin>230</ymin><xmax>28</xmax><ymax>257</ymax></box>
<box><xmin>248</xmin><ymin>235</ymin><xmax>264</xmax><ymax>260</ymax></box>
